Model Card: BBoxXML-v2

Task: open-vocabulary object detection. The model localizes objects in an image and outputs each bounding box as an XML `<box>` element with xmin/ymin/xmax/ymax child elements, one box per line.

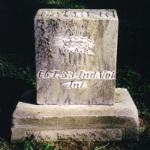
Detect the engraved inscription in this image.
<box><xmin>37</xmin><ymin>70</ymin><xmax>115</xmax><ymax>89</ymax></box>
<box><xmin>40</xmin><ymin>10</ymin><xmax>116</xmax><ymax>18</ymax></box>
<box><xmin>54</xmin><ymin>36</ymin><xmax>95</xmax><ymax>55</ymax></box>
<box><xmin>37</xmin><ymin>70</ymin><xmax>115</xmax><ymax>80</ymax></box>
<box><xmin>63</xmin><ymin>81</ymin><xmax>87</xmax><ymax>89</ymax></box>
<box><xmin>26</xmin><ymin>128</ymin><xmax>124</xmax><ymax>141</ymax></box>
<box><xmin>100</xmin><ymin>10</ymin><xmax>116</xmax><ymax>18</ymax></box>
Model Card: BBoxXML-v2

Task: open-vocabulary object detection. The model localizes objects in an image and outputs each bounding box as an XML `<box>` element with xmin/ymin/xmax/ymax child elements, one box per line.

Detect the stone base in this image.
<box><xmin>11</xmin><ymin>88</ymin><xmax>139</xmax><ymax>143</ymax></box>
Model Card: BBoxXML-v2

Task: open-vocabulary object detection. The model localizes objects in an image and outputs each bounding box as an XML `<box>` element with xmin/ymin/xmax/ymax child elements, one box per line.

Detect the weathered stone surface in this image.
<box><xmin>35</xmin><ymin>9</ymin><xmax>118</xmax><ymax>105</ymax></box>
<box><xmin>25</xmin><ymin>128</ymin><xmax>125</xmax><ymax>142</ymax></box>
<box><xmin>11</xmin><ymin>88</ymin><xmax>139</xmax><ymax>142</ymax></box>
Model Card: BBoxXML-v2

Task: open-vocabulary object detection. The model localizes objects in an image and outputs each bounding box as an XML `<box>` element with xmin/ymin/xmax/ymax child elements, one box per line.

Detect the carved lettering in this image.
<box><xmin>40</xmin><ymin>10</ymin><xmax>116</xmax><ymax>18</ymax></box>
<box><xmin>38</xmin><ymin>71</ymin><xmax>45</xmax><ymax>78</ymax></box>
<box><xmin>37</xmin><ymin>70</ymin><xmax>115</xmax><ymax>80</ymax></box>
<box><xmin>76</xmin><ymin>12</ymin><xmax>88</xmax><ymax>17</ymax></box>
<box><xmin>100</xmin><ymin>10</ymin><xmax>115</xmax><ymax>18</ymax></box>
<box><xmin>63</xmin><ymin>81</ymin><xmax>87</xmax><ymax>89</ymax></box>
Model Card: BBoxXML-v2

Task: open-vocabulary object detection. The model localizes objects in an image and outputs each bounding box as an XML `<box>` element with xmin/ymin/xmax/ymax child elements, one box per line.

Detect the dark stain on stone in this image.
<box><xmin>105</xmin><ymin>20</ymin><xmax>109</xmax><ymax>28</ymax></box>
<box><xmin>98</xmin><ymin>20</ymin><xmax>104</xmax><ymax>38</ymax></box>
<box><xmin>63</xmin><ymin>97</ymin><xmax>71</xmax><ymax>105</ymax></box>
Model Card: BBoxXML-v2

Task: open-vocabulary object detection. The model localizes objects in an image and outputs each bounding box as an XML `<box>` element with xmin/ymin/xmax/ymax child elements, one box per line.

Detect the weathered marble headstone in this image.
<box><xmin>11</xmin><ymin>9</ymin><xmax>139</xmax><ymax>143</ymax></box>
<box><xmin>35</xmin><ymin>9</ymin><xmax>118</xmax><ymax>105</ymax></box>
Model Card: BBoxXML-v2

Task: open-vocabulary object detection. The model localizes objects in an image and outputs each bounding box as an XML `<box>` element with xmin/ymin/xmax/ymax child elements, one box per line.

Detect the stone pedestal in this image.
<box><xmin>11</xmin><ymin>9</ymin><xmax>139</xmax><ymax>143</ymax></box>
<box><xmin>11</xmin><ymin>88</ymin><xmax>139</xmax><ymax>143</ymax></box>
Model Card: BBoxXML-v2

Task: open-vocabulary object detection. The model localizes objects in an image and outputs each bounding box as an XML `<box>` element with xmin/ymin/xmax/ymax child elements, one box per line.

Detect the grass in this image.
<box><xmin>0</xmin><ymin>0</ymin><xmax>150</xmax><ymax>149</ymax></box>
<box><xmin>0</xmin><ymin>55</ymin><xmax>149</xmax><ymax>117</ymax></box>
<box><xmin>1</xmin><ymin>132</ymin><xmax>150</xmax><ymax>150</ymax></box>
<box><xmin>0</xmin><ymin>55</ymin><xmax>36</xmax><ymax>87</ymax></box>
<box><xmin>36</xmin><ymin>0</ymin><xmax>87</xmax><ymax>8</ymax></box>
<box><xmin>116</xmin><ymin>66</ymin><xmax>150</xmax><ymax>117</ymax></box>
<box><xmin>0</xmin><ymin>55</ymin><xmax>150</xmax><ymax>149</ymax></box>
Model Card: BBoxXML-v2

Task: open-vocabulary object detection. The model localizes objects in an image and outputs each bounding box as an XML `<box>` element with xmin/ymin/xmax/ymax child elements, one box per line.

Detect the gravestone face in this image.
<box><xmin>35</xmin><ymin>9</ymin><xmax>118</xmax><ymax>105</ymax></box>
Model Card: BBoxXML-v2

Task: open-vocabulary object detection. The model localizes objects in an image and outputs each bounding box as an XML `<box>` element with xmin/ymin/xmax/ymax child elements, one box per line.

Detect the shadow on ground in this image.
<box><xmin>0</xmin><ymin>77</ymin><xmax>35</xmax><ymax>142</ymax></box>
<box><xmin>0</xmin><ymin>1</ymin><xmax>48</xmax><ymax>141</ymax></box>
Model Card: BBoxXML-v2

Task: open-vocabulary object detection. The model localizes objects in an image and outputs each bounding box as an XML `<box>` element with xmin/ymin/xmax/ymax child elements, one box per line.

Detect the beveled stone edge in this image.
<box><xmin>12</xmin><ymin>88</ymin><xmax>138</xmax><ymax>119</ymax></box>
<box><xmin>11</xmin><ymin>88</ymin><xmax>139</xmax><ymax>142</ymax></box>
<box><xmin>35</xmin><ymin>9</ymin><xmax>118</xmax><ymax>20</ymax></box>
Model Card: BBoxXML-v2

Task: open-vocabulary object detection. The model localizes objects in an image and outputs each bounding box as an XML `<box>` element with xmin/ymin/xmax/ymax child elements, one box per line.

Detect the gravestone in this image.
<box><xmin>11</xmin><ymin>9</ymin><xmax>139</xmax><ymax>143</ymax></box>
<box><xmin>35</xmin><ymin>9</ymin><xmax>118</xmax><ymax>105</ymax></box>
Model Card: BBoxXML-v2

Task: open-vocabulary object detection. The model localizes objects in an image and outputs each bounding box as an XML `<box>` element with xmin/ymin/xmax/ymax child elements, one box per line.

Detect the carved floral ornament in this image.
<box><xmin>54</xmin><ymin>36</ymin><xmax>95</xmax><ymax>55</ymax></box>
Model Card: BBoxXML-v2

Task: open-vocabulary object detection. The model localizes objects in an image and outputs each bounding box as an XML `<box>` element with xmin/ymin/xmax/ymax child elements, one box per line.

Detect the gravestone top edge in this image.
<box><xmin>35</xmin><ymin>9</ymin><xmax>118</xmax><ymax>20</ymax></box>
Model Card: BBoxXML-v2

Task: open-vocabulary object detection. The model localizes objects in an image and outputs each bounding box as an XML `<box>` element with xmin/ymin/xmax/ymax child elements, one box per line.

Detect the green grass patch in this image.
<box><xmin>0</xmin><ymin>55</ymin><xmax>150</xmax><ymax>117</ymax></box>
<box><xmin>117</xmin><ymin>66</ymin><xmax>150</xmax><ymax>117</ymax></box>
<box><xmin>36</xmin><ymin>0</ymin><xmax>87</xmax><ymax>8</ymax></box>
<box><xmin>0</xmin><ymin>55</ymin><xmax>36</xmax><ymax>87</ymax></box>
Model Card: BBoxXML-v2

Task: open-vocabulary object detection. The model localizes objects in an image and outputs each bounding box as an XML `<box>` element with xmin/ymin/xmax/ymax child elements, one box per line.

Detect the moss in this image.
<box><xmin>115</xmin><ymin>93</ymin><xmax>122</xmax><ymax>103</ymax></box>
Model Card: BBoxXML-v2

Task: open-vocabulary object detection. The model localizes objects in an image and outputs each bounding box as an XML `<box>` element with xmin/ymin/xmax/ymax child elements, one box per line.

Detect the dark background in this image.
<box><xmin>0</xmin><ymin>0</ymin><xmax>150</xmax><ymax>77</ymax></box>
<box><xmin>0</xmin><ymin>0</ymin><xmax>150</xmax><ymax>141</ymax></box>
